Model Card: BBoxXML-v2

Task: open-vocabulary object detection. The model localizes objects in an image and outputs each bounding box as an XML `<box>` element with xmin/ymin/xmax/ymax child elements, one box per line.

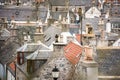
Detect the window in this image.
<box><xmin>17</xmin><ymin>53</ymin><xmax>24</xmax><ymax>65</ymax></box>
<box><xmin>88</xmin><ymin>27</ymin><xmax>93</xmax><ymax>34</ymax></box>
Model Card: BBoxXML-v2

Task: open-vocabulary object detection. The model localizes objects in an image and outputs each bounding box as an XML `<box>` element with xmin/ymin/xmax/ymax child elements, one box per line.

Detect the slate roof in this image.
<box><xmin>0</xmin><ymin>28</ymin><xmax>10</xmax><ymax>41</ymax></box>
<box><xmin>26</xmin><ymin>50</ymin><xmax>52</xmax><ymax>60</ymax></box>
<box><xmin>26</xmin><ymin>42</ymin><xmax>52</xmax><ymax>60</ymax></box>
<box><xmin>0</xmin><ymin>36</ymin><xmax>9</xmax><ymax>41</ymax></box>
<box><xmin>0</xmin><ymin>42</ymin><xmax>20</xmax><ymax>64</ymax></box>
<box><xmin>17</xmin><ymin>43</ymin><xmax>39</xmax><ymax>52</ymax></box>
<box><xmin>49</xmin><ymin>0</ymin><xmax>93</xmax><ymax>6</ymax></box>
<box><xmin>44</xmin><ymin>26</ymin><xmax>62</xmax><ymax>46</ymax></box>
<box><xmin>96</xmin><ymin>48</ymin><xmax>120</xmax><ymax>76</ymax></box>
<box><xmin>1</xmin><ymin>28</ymin><xmax>10</xmax><ymax>37</ymax></box>
<box><xmin>16</xmin><ymin>42</ymin><xmax>53</xmax><ymax>78</ymax></box>
<box><xmin>34</xmin><ymin>57</ymin><xmax>73</xmax><ymax>80</ymax></box>
<box><xmin>106</xmin><ymin>33</ymin><xmax>119</xmax><ymax>41</ymax></box>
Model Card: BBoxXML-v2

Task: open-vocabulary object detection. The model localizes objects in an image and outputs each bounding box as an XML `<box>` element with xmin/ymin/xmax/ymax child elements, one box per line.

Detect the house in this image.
<box><xmin>0</xmin><ymin>28</ymin><xmax>20</xmax><ymax>80</ymax></box>
<box><xmin>15</xmin><ymin>42</ymin><xmax>52</xmax><ymax>80</ymax></box>
<box><xmin>0</xmin><ymin>40</ymin><xmax>19</xmax><ymax>80</ymax></box>
<box><xmin>85</xmin><ymin>7</ymin><xmax>101</xmax><ymax>18</ymax></box>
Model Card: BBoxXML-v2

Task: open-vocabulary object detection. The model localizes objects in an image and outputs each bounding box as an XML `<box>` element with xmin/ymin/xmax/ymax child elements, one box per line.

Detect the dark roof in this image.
<box><xmin>44</xmin><ymin>26</ymin><xmax>61</xmax><ymax>46</ymax></box>
<box><xmin>1</xmin><ymin>28</ymin><xmax>10</xmax><ymax>37</ymax></box>
<box><xmin>49</xmin><ymin>0</ymin><xmax>92</xmax><ymax>6</ymax></box>
<box><xmin>0</xmin><ymin>42</ymin><xmax>20</xmax><ymax>64</ymax></box>
<box><xmin>107</xmin><ymin>36</ymin><xmax>118</xmax><ymax>41</ymax></box>
<box><xmin>107</xmin><ymin>33</ymin><xmax>119</xmax><ymax>41</ymax></box>
<box><xmin>0</xmin><ymin>36</ymin><xmax>10</xmax><ymax>41</ymax></box>
<box><xmin>96</xmin><ymin>48</ymin><xmax>120</xmax><ymax>76</ymax></box>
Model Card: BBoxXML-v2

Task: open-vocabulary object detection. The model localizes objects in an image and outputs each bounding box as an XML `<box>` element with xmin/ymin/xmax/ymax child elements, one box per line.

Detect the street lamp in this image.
<box><xmin>52</xmin><ymin>66</ymin><xmax>59</xmax><ymax>80</ymax></box>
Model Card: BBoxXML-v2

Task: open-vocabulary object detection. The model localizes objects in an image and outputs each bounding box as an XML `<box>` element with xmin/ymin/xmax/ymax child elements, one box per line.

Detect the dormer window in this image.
<box><xmin>45</xmin><ymin>36</ymin><xmax>51</xmax><ymax>42</ymax></box>
<box><xmin>86</xmin><ymin>24</ymin><xmax>93</xmax><ymax>34</ymax></box>
<box><xmin>17</xmin><ymin>52</ymin><xmax>24</xmax><ymax>65</ymax></box>
<box><xmin>88</xmin><ymin>27</ymin><xmax>93</xmax><ymax>34</ymax></box>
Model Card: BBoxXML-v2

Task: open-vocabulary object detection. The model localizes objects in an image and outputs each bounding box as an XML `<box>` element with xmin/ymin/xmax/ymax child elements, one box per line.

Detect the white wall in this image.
<box><xmin>87</xmin><ymin>67</ymin><xmax>98</xmax><ymax>80</ymax></box>
<box><xmin>0</xmin><ymin>63</ymin><xmax>4</xmax><ymax>80</ymax></box>
<box><xmin>7</xmin><ymin>70</ymin><xmax>15</xmax><ymax>80</ymax></box>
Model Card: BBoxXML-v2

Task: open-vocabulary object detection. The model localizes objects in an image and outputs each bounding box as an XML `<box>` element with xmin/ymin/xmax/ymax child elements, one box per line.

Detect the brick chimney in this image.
<box><xmin>34</xmin><ymin>25</ymin><xmax>44</xmax><ymax>43</ymax></box>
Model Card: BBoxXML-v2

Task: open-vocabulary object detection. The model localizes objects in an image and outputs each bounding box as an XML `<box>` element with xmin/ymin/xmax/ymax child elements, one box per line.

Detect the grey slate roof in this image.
<box><xmin>0</xmin><ymin>42</ymin><xmax>20</xmax><ymax>64</ymax></box>
<box><xmin>44</xmin><ymin>26</ymin><xmax>62</xmax><ymax>46</ymax></box>
<box><xmin>95</xmin><ymin>48</ymin><xmax>120</xmax><ymax>76</ymax></box>
<box><xmin>1</xmin><ymin>28</ymin><xmax>10</xmax><ymax>37</ymax></box>
<box><xmin>0</xmin><ymin>36</ymin><xmax>9</xmax><ymax>41</ymax></box>
<box><xmin>49</xmin><ymin>0</ymin><xmax>92</xmax><ymax>6</ymax></box>
<box><xmin>26</xmin><ymin>42</ymin><xmax>52</xmax><ymax>60</ymax></box>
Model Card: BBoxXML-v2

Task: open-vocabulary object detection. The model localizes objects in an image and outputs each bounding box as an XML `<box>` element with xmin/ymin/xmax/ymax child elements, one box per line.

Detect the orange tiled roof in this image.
<box><xmin>64</xmin><ymin>42</ymin><xmax>83</xmax><ymax>65</ymax></box>
<box><xmin>9</xmin><ymin>62</ymin><xmax>15</xmax><ymax>71</ymax></box>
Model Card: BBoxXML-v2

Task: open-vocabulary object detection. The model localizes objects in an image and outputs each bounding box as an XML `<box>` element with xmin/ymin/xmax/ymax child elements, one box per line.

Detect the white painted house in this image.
<box><xmin>85</xmin><ymin>7</ymin><xmax>101</xmax><ymax>18</ymax></box>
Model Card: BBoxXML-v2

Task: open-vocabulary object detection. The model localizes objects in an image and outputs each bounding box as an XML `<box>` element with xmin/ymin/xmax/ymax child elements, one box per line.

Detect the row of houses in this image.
<box><xmin>0</xmin><ymin>1</ymin><xmax>120</xmax><ymax>79</ymax></box>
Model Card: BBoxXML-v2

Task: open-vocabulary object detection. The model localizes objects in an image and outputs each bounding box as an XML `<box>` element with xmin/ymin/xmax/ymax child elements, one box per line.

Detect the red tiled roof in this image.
<box><xmin>9</xmin><ymin>62</ymin><xmax>15</xmax><ymax>71</ymax></box>
<box><xmin>64</xmin><ymin>42</ymin><xmax>83</xmax><ymax>65</ymax></box>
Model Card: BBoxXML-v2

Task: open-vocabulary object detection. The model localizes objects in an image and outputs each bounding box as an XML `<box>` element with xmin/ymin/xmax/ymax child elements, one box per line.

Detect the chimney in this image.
<box><xmin>53</xmin><ymin>34</ymin><xmax>66</xmax><ymax>52</ymax></box>
<box><xmin>84</xmin><ymin>46</ymin><xmax>93</xmax><ymax>61</ymax></box>
<box><xmin>34</xmin><ymin>25</ymin><xmax>44</xmax><ymax>43</ymax></box>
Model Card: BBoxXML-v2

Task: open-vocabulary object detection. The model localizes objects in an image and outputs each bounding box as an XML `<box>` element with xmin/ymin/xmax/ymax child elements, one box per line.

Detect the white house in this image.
<box><xmin>85</xmin><ymin>7</ymin><xmax>101</xmax><ymax>18</ymax></box>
